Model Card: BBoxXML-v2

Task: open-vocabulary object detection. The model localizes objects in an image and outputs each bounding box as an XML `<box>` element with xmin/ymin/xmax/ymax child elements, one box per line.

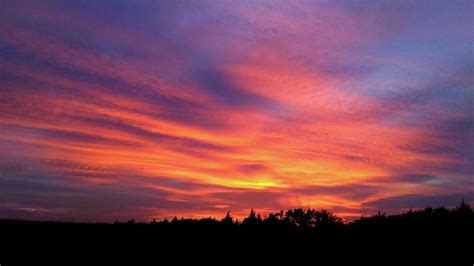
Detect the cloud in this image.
<box><xmin>0</xmin><ymin>0</ymin><xmax>472</xmax><ymax>221</ymax></box>
<box><xmin>238</xmin><ymin>164</ymin><xmax>267</xmax><ymax>174</ymax></box>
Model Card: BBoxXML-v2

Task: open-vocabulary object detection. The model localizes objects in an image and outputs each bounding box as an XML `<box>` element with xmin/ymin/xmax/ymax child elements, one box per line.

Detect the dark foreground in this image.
<box><xmin>1</xmin><ymin>202</ymin><xmax>473</xmax><ymax>262</ymax></box>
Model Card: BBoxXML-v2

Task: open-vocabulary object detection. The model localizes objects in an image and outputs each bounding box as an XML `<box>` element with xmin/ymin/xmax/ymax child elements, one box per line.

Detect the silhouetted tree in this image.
<box><xmin>242</xmin><ymin>209</ymin><xmax>262</xmax><ymax>227</ymax></box>
<box><xmin>221</xmin><ymin>211</ymin><xmax>235</xmax><ymax>226</ymax></box>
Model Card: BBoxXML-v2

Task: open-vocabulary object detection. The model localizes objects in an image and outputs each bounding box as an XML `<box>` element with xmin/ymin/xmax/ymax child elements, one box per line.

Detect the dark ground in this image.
<box><xmin>1</xmin><ymin>203</ymin><xmax>473</xmax><ymax>262</ymax></box>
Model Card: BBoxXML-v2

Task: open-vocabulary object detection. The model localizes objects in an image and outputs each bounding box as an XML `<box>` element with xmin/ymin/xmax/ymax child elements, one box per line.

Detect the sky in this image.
<box><xmin>0</xmin><ymin>0</ymin><xmax>473</xmax><ymax>222</ymax></box>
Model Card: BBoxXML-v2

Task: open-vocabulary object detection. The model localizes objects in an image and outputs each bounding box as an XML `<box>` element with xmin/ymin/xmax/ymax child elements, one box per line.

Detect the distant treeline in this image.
<box><xmin>1</xmin><ymin>201</ymin><xmax>473</xmax><ymax>259</ymax></box>
<box><xmin>3</xmin><ymin>200</ymin><xmax>473</xmax><ymax>228</ymax></box>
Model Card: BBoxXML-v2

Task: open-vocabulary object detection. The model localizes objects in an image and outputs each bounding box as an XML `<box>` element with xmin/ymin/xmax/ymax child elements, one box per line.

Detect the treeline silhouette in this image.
<box><xmin>1</xmin><ymin>201</ymin><xmax>473</xmax><ymax>258</ymax></box>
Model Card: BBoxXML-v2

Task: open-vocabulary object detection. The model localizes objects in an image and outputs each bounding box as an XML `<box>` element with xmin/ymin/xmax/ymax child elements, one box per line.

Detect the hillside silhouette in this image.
<box><xmin>1</xmin><ymin>201</ymin><xmax>473</xmax><ymax>260</ymax></box>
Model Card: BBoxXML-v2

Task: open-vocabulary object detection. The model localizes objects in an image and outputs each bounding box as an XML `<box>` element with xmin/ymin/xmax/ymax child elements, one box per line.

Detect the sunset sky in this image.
<box><xmin>0</xmin><ymin>0</ymin><xmax>473</xmax><ymax>222</ymax></box>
